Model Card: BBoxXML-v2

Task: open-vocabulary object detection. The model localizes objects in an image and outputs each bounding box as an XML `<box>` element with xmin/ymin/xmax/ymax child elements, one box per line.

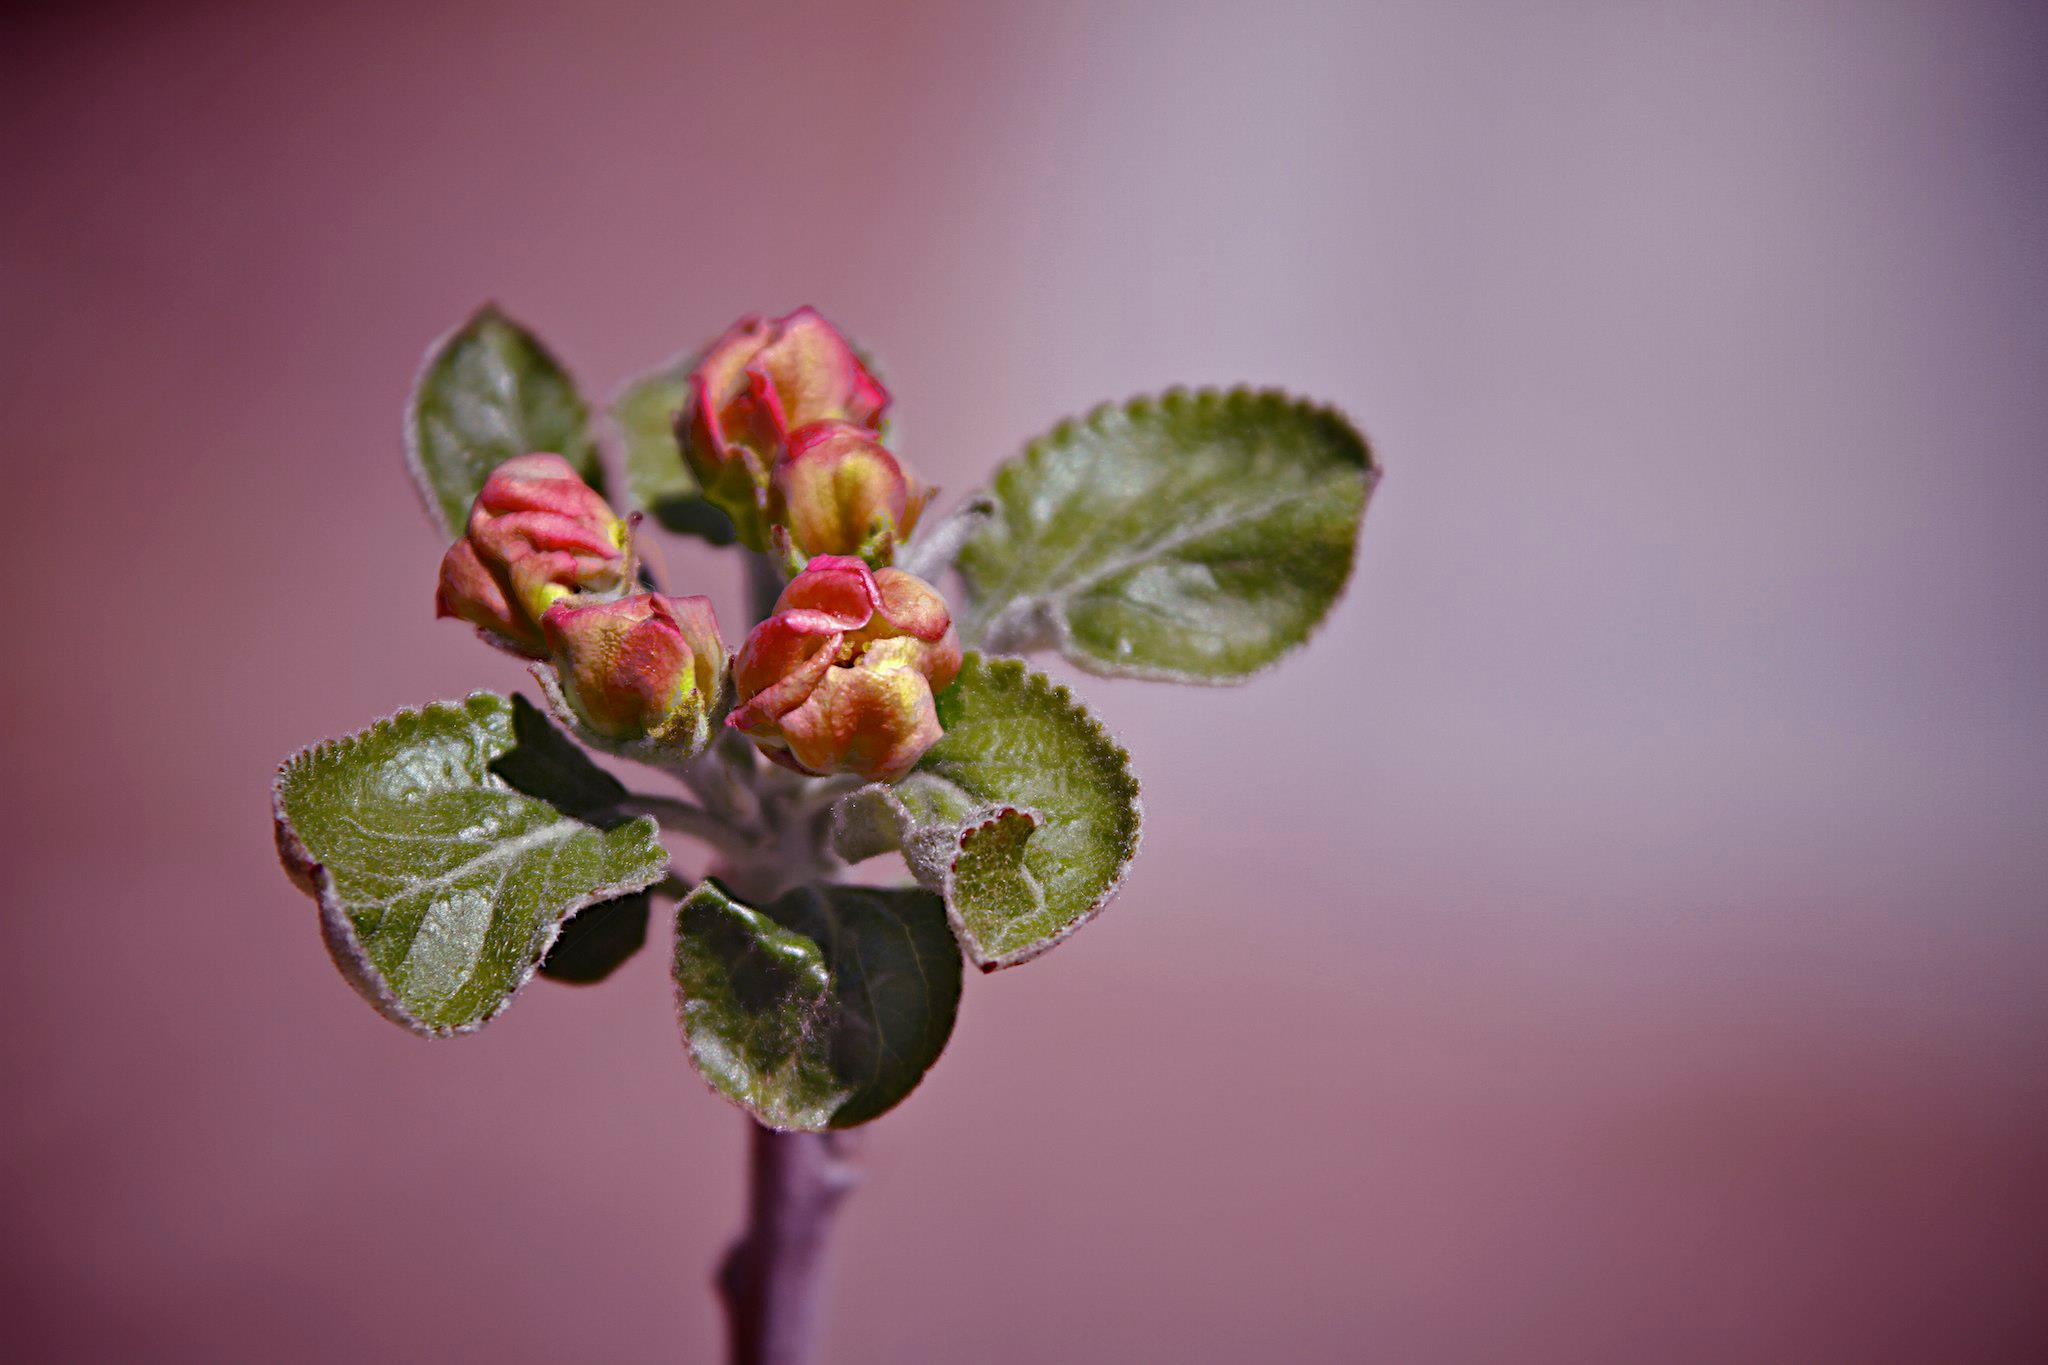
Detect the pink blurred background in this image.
<box><xmin>5</xmin><ymin>1</ymin><xmax>2046</xmax><ymax>1359</ymax></box>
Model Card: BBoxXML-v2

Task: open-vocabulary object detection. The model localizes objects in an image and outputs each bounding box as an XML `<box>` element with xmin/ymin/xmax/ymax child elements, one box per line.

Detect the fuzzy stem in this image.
<box><xmin>896</xmin><ymin>494</ymin><xmax>991</xmax><ymax>582</ymax></box>
<box><xmin>717</xmin><ymin>1124</ymin><xmax>861</xmax><ymax>1365</ymax></box>
<box><xmin>614</xmin><ymin>793</ymin><xmax>754</xmax><ymax>854</ymax></box>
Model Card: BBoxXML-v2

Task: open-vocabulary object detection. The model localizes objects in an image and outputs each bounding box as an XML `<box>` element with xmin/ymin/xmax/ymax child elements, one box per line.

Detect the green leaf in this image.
<box><xmin>540</xmin><ymin>893</ymin><xmax>652</xmax><ymax>984</ymax></box>
<box><xmin>673</xmin><ymin>881</ymin><xmax>962</xmax><ymax>1130</ymax></box>
<box><xmin>406</xmin><ymin>305</ymin><xmax>600</xmax><ymax>538</ymax></box>
<box><xmin>609</xmin><ymin>357</ymin><xmax>737</xmax><ymax>544</ymax></box>
<box><xmin>273</xmin><ymin>693</ymin><xmax>669</xmax><ymax>1035</ymax></box>
<box><xmin>830</xmin><ymin>653</ymin><xmax>1142</xmax><ymax>970</ymax></box>
<box><xmin>489</xmin><ymin>693</ymin><xmax>631</xmax><ymax>826</ymax></box>
<box><xmin>957</xmin><ymin>388</ymin><xmax>1378</xmax><ymax>682</ymax></box>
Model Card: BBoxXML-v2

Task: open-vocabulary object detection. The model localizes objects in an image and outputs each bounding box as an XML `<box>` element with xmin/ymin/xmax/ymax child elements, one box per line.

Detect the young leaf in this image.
<box><xmin>489</xmin><ymin>693</ymin><xmax>632</xmax><ymax>825</ymax></box>
<box><xmin>608</xmin><ymin>358</ymin><xmax>737</xmax><ymax>544</ymax></box>
<box><xmin>272</xmin><ymin>694</ymin><xmax>668</xmax><ymax>1036</ymax></box>
<box><xmin>406</xmin><ymin>305</ymin><xmax>601</xmax><ymax>538</ymax></box>
<box><xmin>830</xmin><ymin>653</ymin><xmax>1142</xmax><ymax>970</ymax></box>
<box><xmin>539</xmin><ymin>893</ymin><xmax>652</xmax><ymax>984</ymax></box>
<box><xmin>673</xmin><ymin>881</ymin><xmax>962</xmax><ymax>1130</ymax></box>
<box><xmin>956</xmin><ymin>388</ymin><xmax>1378</xmax><ymax>682</ymax></box>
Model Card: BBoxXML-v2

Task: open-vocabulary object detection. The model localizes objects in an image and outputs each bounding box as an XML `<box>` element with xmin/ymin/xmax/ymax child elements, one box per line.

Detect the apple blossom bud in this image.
<box><xmin>541</xmin><ymin>593</ymin><xmax>728</xmax><ymax>754</ymax></box>
<box><xmin>677</xmin><ymin>308</ymin><xmax>889</xmax><ymax>548</ymax></box>
<box><xmin>727</xmin><ymin>556</ymin><xmax>961</xmax><ymax>782</ymax></box>
<box><xmin>434</xmin><ymin>453</ymin><xmax>631</xmax><ymax>656</ymax></box>
<box><xmin>769</xmin><ymin>420</ymin><xmax>931</xmax><ymax>562</ymax></box>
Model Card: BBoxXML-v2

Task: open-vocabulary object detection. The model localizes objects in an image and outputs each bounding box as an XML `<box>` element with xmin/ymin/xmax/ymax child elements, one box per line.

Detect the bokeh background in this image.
<box><xmin>5</xmin><ymin>1</ymin><xmax>2045</xmax><ymax>1359</ymax></box>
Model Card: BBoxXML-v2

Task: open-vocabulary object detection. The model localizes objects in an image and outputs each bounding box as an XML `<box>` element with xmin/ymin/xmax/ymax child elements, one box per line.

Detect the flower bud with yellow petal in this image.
<box><xmin>770</xmin><ymin>420</ymin><xmax>931</xmax><ymax>562</ymax></box>
<box><xmin>434</xmin><ymin>453</ymin><xmax>632</xmax><ymax>655</ymax></box>
<box><xmin>677</xmin><ymin>308</ymin><xmax>889</xmax><ymax>548</ymax></box>
<box><xmin>727</xmin><ymin>557</ymin><xmax>961</xmax><ymax>782</ymax></box>
<box><xmin>541</xmin><ymin>593</ymin><xmax>727</xmax><ymax>757</ymax></box>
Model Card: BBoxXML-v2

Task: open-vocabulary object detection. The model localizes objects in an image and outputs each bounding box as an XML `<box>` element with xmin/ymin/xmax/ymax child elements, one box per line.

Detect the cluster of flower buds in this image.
<box><xmin>437</xmin><ymin>307</ymin><xmax>965</xmax><ymax>782</ymax></box>
<box><xmin>678</xmin><ymin>308</ymin><xmax>928</xmax><ymax>562</ymax></box>
<box><xmin>727</xmin><ymin>556</ymin><xmax>961</xmax><ymax>782</ymax></box>
<box><xmin>436</xmin><ymin>454</ymin><xmax>729</xmax><ymax>759</ymax></box>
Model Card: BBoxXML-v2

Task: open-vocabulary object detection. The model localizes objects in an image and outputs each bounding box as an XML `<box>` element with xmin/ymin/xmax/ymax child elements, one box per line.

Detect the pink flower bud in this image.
<box><xmin>770</xmin><ymin>420</ymin><xmax>931</xmax><ymax>561</ymax></box>
<box><xmin>434</xmin><ymin>453</ymin><xmax>631</xmax><ymax>656</ymax></box>
<box><xmin>542</xmin><ymin>593</ymin><xmax>728</xmax><ymax>752</ymax></box>
<box><xmin>678</xmin><ymin>308</ymin><xmax>889</xmax><ymax>548</ymax></box>
<box><xmin>727</xmin><ymin>557</ymin><xmax>961</xmax><ymax>782</ymax></box>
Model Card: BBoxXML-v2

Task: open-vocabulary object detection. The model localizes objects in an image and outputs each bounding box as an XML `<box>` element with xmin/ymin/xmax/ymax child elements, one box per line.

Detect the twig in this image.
<box><xmin>717</xmin><ymin>1125</ymin><xmax>862</xmax><ymax>1365</ymax></box>
<box><xmin>614</xmin><ymin>793</ymin><xmax>756</xmax><ymax>856</ymax></box>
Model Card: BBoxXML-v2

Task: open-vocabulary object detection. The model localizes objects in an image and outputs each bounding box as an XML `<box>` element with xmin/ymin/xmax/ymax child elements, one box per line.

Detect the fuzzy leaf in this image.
<box><xmin>273</xmin><ymin>693</ymin><xmax>668</xmax><ymax>1035</ymax></box>
<box><xmin>673</xmin><ymin>881</ymin><xmax>961</xmax><ymax>1130</ymax></box>
<box><xmin>609</xmin><ymin>357</ymin><xmax>737</xmax><ymax>544</ymax></box>
<box><xmin>957</xmin><ymin>388</ymin><xmax>1377</xmax><ymax>681</ymax></box>
<box><xmin>406</xmin><ymin>305</ymin><xmax>600</xmax><ymax>538</ymax></box>
<box><xmin>831</xmin><ymin>654</ymin><xmax>1142</xmax><ymax>970</ymax></box>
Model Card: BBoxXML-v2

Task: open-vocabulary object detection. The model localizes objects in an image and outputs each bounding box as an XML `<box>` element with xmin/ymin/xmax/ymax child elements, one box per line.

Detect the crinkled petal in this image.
<box><xmin>729</xmin><ymin>617</ymin><xmax>841</xmax><ymax>730</ymax></box>
<box><xmin>436</xmin><ymin>538</ymin><xmax>544</xmax><ymax>655</ymax></box>
<box><xmin>775</xmin><ymin>639</ymin><xmax>941</xmax><ymax>782</ymax></box>
<box><xmin>752</xmin><ymin>306</ymin><xmax>889</xmax><ymax>432</ymax></box>
<box><xmin>870</xmin><ymin>568</ymin><xmax>953</xmax><ymax>642</ymax></box>
<box><xmin>772</xmin><ymin>422</ymin><xmax>912</xmax><ymax>558</ymax></box>
<box><xmin>774</xmin><ymin>554</ymin><xmax>882</xmax><ymax>627</ymax></box>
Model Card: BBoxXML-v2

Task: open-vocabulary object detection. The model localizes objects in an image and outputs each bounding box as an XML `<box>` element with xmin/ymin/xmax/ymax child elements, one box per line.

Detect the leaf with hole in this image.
<box><xmin>672</xmin><ymin>881</ymin><xmax>961</xmax><ymax>1130</ymax></box>
<box><xmin>957</xmin><ymin>387</ymin><xmax>1377</xmax><ymax>681</ymax></box>
<box><xmin>273</xmin><ymin>693</ymin><xmax>668</xmax><ymax>1035</ymax></box>
<box><xmin>407</xmin><ymin>305</ymin><xmax>601</xmax><ymax>538</ymax></box>
<box><xmin>831</xmin><ymin>653</ymin><xmax>1142</xmax><ymax>970</ymax></box>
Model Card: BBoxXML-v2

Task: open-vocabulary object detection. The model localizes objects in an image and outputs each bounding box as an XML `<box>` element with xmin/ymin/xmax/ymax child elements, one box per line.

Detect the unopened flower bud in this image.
<box><xmin>434</xmin><ymin>453</ymin><xmax>631</xmax><ymax>655</ymax></box>
<box><xmin>770</xmin><ymin>420</ymin><xmax>931</xmax><ymax>562</ymax></box>
<box><xmin>678</xmin><ymin>308</ymin><xmax>889</xmax><ymax>548</ymax></box>
<box><xmin>542</xmin><ymin>593</ymin><xmax>727</xmax><ymax>754</ymax></box>
<box><xmin>727</xmin><ymin>556</ymin><xmax>961</xmax><ymax>782</ymax></box>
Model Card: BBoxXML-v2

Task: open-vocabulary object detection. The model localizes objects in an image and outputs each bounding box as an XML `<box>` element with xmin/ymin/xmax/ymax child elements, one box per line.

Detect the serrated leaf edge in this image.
<box><xmin>271</xmin><ymin>692</ymin><xmax>667</xmax><ymax>1039</ymax></box>
<box><xmin>941</xmin><ymin>656</ymin><xmax>1144</xmax><ymax>970</ymax></box>
<box><xmin>965</xmin><ymin>385</ymin><xmax>1381</xmax><ymax>686</ymax></box>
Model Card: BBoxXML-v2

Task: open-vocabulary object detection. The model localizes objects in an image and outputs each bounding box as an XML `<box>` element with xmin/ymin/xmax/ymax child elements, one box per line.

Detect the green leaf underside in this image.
<box><xmin>408</xmin><ymin>306</ymin><xmax>600</xmax><ymax>538</ymax></box>
<box><xmin>610</xmin><ymin>358</ymin><xmax>737</xmax><ymax>544</ymax></box>
<box><xmin>490</xmin><ymin>694</ymin><xmax>630</xmax><ymax>826</ymax></box>
<box><xmin>674</xmin><ymin>882</ymin><xmax>961</xmax><ymax>1130</ymax></box>
<box><xmin>957</xmin><ymin>388</ymin><xmax>1376</xmax><ymax>681</ymax></box>
<box><xmin>274</xmin><ymin>694</ymin><xmax>668</xmax><ymax>1035</ymax></box>
<box><xmin>865</xmin><ymin>653</ymin><xmax>1141</xmax><ymax>969</ymax></box>
<box><xmin>540</xmin><ymin>893</ymin><xmax>651</xmax><ymax>983</ymax></box>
